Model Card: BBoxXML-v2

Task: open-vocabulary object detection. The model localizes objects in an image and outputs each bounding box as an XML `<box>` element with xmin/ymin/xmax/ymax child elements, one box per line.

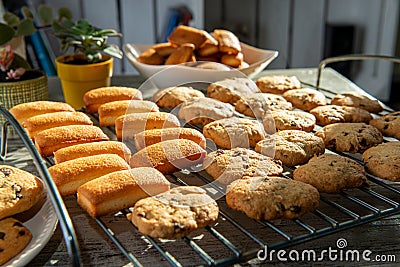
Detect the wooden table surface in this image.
<box><xmin>2</xmin><ymin>68</ymin><xmax>399</xmax><ymax>266</ymax></box>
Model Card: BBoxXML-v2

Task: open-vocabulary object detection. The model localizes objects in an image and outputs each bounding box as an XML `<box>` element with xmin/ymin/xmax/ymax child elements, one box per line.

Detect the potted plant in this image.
<box><xmin>52</xmin><ymin>17</ymin><xmax>123</xmax><ymax>109</ymax></box>
<box><xmin>0</xmin><ymin>6</ymin><xmax>55</xmax><ymax>134</ymax></box>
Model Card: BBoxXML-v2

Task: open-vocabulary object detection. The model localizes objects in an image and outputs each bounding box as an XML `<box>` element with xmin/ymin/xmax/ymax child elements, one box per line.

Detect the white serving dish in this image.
<box><xmin>123</xmin><ymin>42</ymin><xmax>278</xmax><ymax>87</ymax></box>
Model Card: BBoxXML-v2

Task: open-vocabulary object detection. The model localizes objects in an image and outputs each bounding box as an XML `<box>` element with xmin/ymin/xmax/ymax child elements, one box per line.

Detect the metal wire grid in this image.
<box><xmin>1</xmin><ymin>63</ymin><xmax>399</xmax><ymax>266</ymax></box>
<box><xmin>78</xmin><ymin>85</ymin><xmax>400</xmax><ymax>266</ymax></box>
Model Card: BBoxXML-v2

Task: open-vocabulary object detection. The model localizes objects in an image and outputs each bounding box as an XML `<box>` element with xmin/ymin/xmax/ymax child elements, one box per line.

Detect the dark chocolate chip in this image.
<box><xmin>13</xmin><ymin>222</ymin><xmax>23</xmax><ymax>227</ymax></box>
<box><xmin>0</xmin><ymin>167</ymin><xmax>11</xmax><ymax>176</ymax></box>
<box><xmin>0</xmin><ymin>232</ymin><xmax>4</xmax><ymax>240</ymax></box>
<box><xmin>174</xmin><ymin>223</ymin><xmax>185</xmax><ymax>231</ymax></box>
<box><xmin>289</xmin><ymin>205</ymin><xmax>302</xmax><ymax>213</ymax></box>
<box><xmin>18</xmin><ymin>230</ymin><xmax>25</xmax><ymax>236</ymax></box>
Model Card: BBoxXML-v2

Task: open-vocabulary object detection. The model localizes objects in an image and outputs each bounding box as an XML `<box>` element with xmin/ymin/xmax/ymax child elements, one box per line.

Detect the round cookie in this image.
<box><xmin>226</xmin><ymin>176</ymin><xmax>320</xmax><ymax>220</ymax></box>
<box><xmin>207</xmin><ymin>77</ymin><xmax>259</xmax><ymax>104</ymax></box>
<box><xmin>0</xmin><ymin>165</ymin><xmax>44</xmax><ymax>220</ymax></box>
<box><xmin>330</xmin><ymin>92</ymin><xmax>383</xmax><ymax>113</ymax></box>
<box><xmin>203</xmin><ymin>148</ymin><xmax>283</xmax><ymax>184</ymax></box>
<box><xmin>293</xmin><ymin>154</ymin><xmax>369</xmax><ymax>193</ymax></box>
<box><xmin>282</xmin><ymin>88</ymin><xmax>327</xmax><ymax>111</ymax></box>
<box><xmin>263</xmin><ymin>110</ymin><xmax>316</xmax><ymax>133</ymax></box>
<box><xmin>315</xmin><ymin>123</ymin><xmax>383</xmax><ymax>153</ymax></box>
<box><xmin>235</xmin><ymin>93</ymin><xmax>292</xmax><ymax>118</ymax></box>
<box><xmin>255</xmin><ymin>130</ymin><xmax>325</xmax><ymax>166</ymax></box>
<box><xmin>152</xmin><ymin>86</ymin><xmax>205</xmax><ymax>108</ymax></box>
<box><xmin>255</xmin><ymin>75</ymin><xmax>301</xmax><ymax>94</ymax></box>
<box><xmin>0</xmin><ymin>217</ymin><xmax>32</xmax><ymax>265</ymax></box>
<box><xmin>128</xmin><ymin>186</ymin><xmax>219</xmax><ymax>239</ymax></box>
<box><xmin>362</xmin><ymin>142</ymin><xmax>400</xmax><ymax>182</ymax></box>
<box><xmin>178</xmin><ymin>97</ymin><xmax>235</xmax><ymax>125</ymax></box>
<box><xmin>310</xmin><ymin>105</ymin><xmax>372</xmax><ymax>126</ymax></box>
<box><xmin>369</xmin><ymin>111</ymin><xmax>400</xmax><ymax>140</ymax></box>
<box><xmin>203</xmin><ymin>117</ymin><xmax>265</xmax><ymax>148</ymax></box>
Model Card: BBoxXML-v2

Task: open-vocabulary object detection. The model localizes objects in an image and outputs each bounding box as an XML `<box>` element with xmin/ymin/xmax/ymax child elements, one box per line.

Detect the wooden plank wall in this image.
<box><xmin>205</xmin><ymin>0</ymin><xmax>399</xmax><ymax>101</ymax></box>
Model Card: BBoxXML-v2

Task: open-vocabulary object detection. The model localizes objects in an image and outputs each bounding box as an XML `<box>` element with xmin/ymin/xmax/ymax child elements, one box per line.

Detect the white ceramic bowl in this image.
<box><xmin>123</xmin><ymin>42</ymin><xmax>278</xmax><ymax>81</ymax></box>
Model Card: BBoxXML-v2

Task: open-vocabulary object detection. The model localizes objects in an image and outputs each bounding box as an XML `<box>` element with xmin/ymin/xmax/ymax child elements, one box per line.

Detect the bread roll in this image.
<box><xmin>34</xmin><ymin>125</ymin><xmax>109</xmax><ymax>157</ymax></box>
<box><xmin>77</xmin><ymin>168</ymin><xmax>170</xmax><ymax>217</ymax></box>
<box><xmin>214</xmin><ymin>29</ymin><xmax>242</xmax><ymax>55</ymax></box>
<box><xmin>134</xmin><ymin>127</ymin><xmax>206</xmax><ymax>150</ymax></box>
<box><xmin>152</xmin><ymin>42</ymin><xmax>178</xmax><ymax>57</ymax></box>
<box><xmin>130</xmin><ymin>139</ymin><xmax>206</xmax><ymax>174</ymax></box>
<box><xmin>115</xmin><ymin>112</ymin><xmax>180</xmax><ymax>140</ymax></box>
<box><xmin>221</xmin><ymin>52</ymin><xmax>243</xmax><ymax>68</ymax></box>
<box><xmin>9</xmin><ymin>101</ymin><xmax>75</xmax><ymax>124</ymax></box>
<box><xmin>165</xmin><ymin>43</ymin><xmax>196</xmax><ymax>65</ymax></box>
<box><xmin>53</xmin><ymin>141</ymin><xmax>131</xmax><ymax>164</ymax></box>
<box><xmin>83</xmin><ymin>86</ymin><xmax>143</xmax><ymax>114</ymax></box>
<box><xmin>23</xmin><ymin>111</ymin><xmax>93</xmax><ymax>139</ymax></box>
<box><xmin>48</xmin><ymin>154</ymin><xmax>129</xmax><ymax>196</ymax></box>
<box><xmin>168</xmin><ymin>25</ymin><xmax>208</xmax><ymax>48</ymax></box>
<box><xmin>98</xmin><ymin>100</ymin><xmax>159</xmax><ymax>126</ymax></box>
<box><xmin>198</xmin><ymin>33</ymin><xmax>219</xmax><ymax>57</ymax></box>
<box><xmin>137</xmin><ymin>48</ymin><xmax>165</xmax><ymax>65</ymax></box>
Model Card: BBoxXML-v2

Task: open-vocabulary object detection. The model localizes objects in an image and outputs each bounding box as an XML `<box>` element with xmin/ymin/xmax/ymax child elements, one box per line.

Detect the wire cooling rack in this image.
<box><xmin>1</xmin><ymin>56</ymin><xmax>399</xmax><ymax>266</ymax></box>
<box><xmin>73</xmin><ymin>76</ymin><xmax>400</xmax><ymax>266</ymax></box>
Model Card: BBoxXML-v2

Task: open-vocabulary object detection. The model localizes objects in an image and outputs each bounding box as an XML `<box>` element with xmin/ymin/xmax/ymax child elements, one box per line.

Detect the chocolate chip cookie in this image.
<box><xmin>203</xmin><ymin>117</ymin><xmax>266</xmax><ymax>148</ymax></box>
<box><xmin>235</xmin><ymin>93</ymin><xmax>292</xmax><ymax>118</ymax></box>
<box><xmin>369</xmin><ymin>111</ymin><xmax>400</xmax><ymax>140</ymax></box>
<box><xmin>226</xmin><ymin>176</ymin><xmax>320</xmax><ymax>220</ymax></box>
<box><xmin>282</xmin><ymin>88</ymin><xmax>327</xmax><ymax>111</ymax></box>
<box><xmin>310</xmin><ymin>105</ymin><xmax>372</xmax><ymax>126</ymax></box>
<box><xmin>207</xmin><ymin>77</ymin><xmax>259</xmax><ymax>104</ymax></box>
<box><xmin>330</xmin><ymin>92</ymin><xmax>383</xmax><ymax>113</ymax></box>
<box><xmin>255</xmin><ymin>75</ymin><xmax>301</xmax><ymax>94</ymax></box>
<box><xmin>152</xmin><ymin>86</ymin><xmax>205</xmax><ymax>108</ymax></box>
<box><xmin>0</xmin><ymin>217</ymin><xmax>32</xmax><ymax>265</ymax></box>
<box><xmin>362</xmin><ymin>142</ymin><xmax>400</xmax><ymax>181</ymax></box>
<box><xmin>255</xmin><ymin>130</ymin><xmax>325</xmax><ymax>166</ymax></box>
<box><xmin>293</xmin><ymin>154</ymin><xmax>369</xmax><ymax>193</ymax></box>
<box><xmin>0</xmin><ymin>165</ymin><xmax>43</xmax><ymax>220</ymax></box>
<box><xmin>263</xmin><ymin>110</ymin><xmax>316</xmax><ymax>133</ymax></box>
<box><xmin>203</xmin><ymin>148</ymin><xmax>283</xmax><ymax>184</ymax></box>
<box><xmin>178</xmin><ymin>97</ymin><xmax>235</xmax><ymax>125</ymax></box>
<box><xmin>315</xmin><ymin>123</ymin><xmax>383</xmax><ymax>153</ymax></box>
<box><xmin>128</xmin><ymin>186</ymin><xmax>218</xmax><ymax>239</ymax></box>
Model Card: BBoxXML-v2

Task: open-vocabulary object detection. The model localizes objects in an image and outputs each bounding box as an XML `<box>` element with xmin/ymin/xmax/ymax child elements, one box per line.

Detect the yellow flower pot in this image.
<box><xmin>56</xmin><ymin>54</ymin><xmax>113</xmax><ymax>110</ymax></box>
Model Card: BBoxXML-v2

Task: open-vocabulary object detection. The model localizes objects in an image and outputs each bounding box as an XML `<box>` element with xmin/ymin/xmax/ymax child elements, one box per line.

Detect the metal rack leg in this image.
<box><xmin>0</xmin><ymin>121</ymin><xmax>9</xmax><ymax>161</ymax></box>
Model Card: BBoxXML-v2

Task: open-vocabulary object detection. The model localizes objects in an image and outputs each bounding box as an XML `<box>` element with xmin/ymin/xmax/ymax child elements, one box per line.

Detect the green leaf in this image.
<box><xmin>38</xmin><ymin>5</ymin><xmax>53</xmax><ymax>25</ymax></box>
<box><xmin>21</xmin><ymin>7</ymin><xmax>33</xmax><ymax>19</ymax></box>
<box><xmin>10</xmin><ymin>53</ymin><xmax>31</xmax><ymax>70</ymax></box>
<box><xmin>58</xmin><ymin>7</ymin><xmax>73</xmax><ymax>20</ymax></box>
<box><xmin>16</xmin><ymin>19</ymin><xmax>37</xmax><ymax>36</ymax></box>
<box><xmin>0</xmin><ymin>23</ymin><xmax>16</xmax><ymax>45</ymax></box>
<box><xmin>103</xmin><ymin>45</ymin><xmax>123</xmax><ymax>59</ymax></box>
<box><xmin>3</xmin><ymin>12</ymin><xmax>20</xmax><ymax>28</ymax></box>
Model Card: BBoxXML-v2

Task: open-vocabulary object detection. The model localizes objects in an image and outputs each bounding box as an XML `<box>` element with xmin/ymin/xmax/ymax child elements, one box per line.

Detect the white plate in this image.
<box><xmin>124</xmin><ymin>42</ymin><xmax>278</xmax><ymax>80</ymax></box>
<box><xmin>3</xmin><ymin>194</ymin><xmax>58</xmax><ymax>267</ymax></box>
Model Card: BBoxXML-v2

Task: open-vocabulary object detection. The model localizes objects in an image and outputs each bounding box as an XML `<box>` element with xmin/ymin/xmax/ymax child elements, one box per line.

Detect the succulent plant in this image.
<box><xmin>52</xmin><ymin>18</ymin><xmax>123</xmax><ymax>63</ymax></box>
<box><xmin>0</xmin><ymin>5</ymin><xmax>71</xmax><ymax>80</ymax></box>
